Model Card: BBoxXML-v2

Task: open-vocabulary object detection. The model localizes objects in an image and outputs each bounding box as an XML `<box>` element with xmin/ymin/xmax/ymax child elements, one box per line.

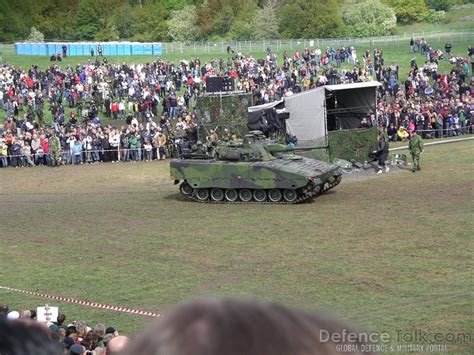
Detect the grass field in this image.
<box><xmin>0</xmin><ymin>140</ymin><xmax>473</xmax><ymax>353</ymax></box>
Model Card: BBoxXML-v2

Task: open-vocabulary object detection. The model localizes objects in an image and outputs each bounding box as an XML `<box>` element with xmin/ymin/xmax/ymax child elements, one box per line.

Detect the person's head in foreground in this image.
<box><xmin>122</xmin><ymin>298</ymin><xmax>376</xmax><ymax>355</ymax></box>
<box><xmin>0</xmin><ymin>318</ymin><xmax>64</xmax><ymax>355</ymax></box>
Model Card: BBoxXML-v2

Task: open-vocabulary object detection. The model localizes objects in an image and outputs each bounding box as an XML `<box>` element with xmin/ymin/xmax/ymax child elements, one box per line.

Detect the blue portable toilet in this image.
<box><xmin>82</xmin><ymin>43</ymin><xmax>91</xmax><ymax>56</ymax></box>
<box><xmin>131</xmin><ymin>43</ymin><xmax>144</xmax><ymax>55</ymax></box>
<box><xmin>80</xmin><ymin>43</ymin><xmax>89</xmax><ymax>56</ymax></box>
<box><xmin>118</xmin><ymin>42</ymin><xmax>132</xmax><ymax>55</ymax></box>
<box><xmin>84</xmin><ymin>43</ymin><xmax>92</xmax><ymax>56</ymax></box>
<box><xmin>25</xmin><ymin>43</ymin><xmax>33</xmax><ymax>55</ymax></box>
<box><xmin>15</xmin><ymin>43</ymin><xmax>24</xmax><ymax>55</ymax></box>
<box><xmin>101</xmin><ymin>43</ymin><xmax>109</xmax><ymax>55</ymax></box>
<box><xmin>39</xmin><ymin>44</ymin><xmax>47</xmax><ymax>55</ymax></box>
<box><xmin>54</xmin><ymin>43</ymin><xmax>62</xmax><ymax>55</ymax></box>
<box><xmin>69</xmin><ymin>43</ymin><xmax>77</xmax><ymax>56</ymax></box>
<box><xmin>143</xmin><ymin>44</ymin><xmax>153</xmax><ymax>55</ymax></box>
<box><xmin>152</xmin><ymin>43</ymin><xmax>162</xmax><ymax>56</ymax></box>
<box><xmin>110</xmin><ymin>43</ymin><xmax>118</xmax><ymax>55</ymax></box>
<box><xmin>31</xmin><ymin>43</ymin><xmax>47</xmax><ymax>55</ymax></box>
<box><xmin>47</xmin><ymin>43</ymin><xmax>56</xmax><ymax>56</ymax></box>
<box><xmin>117</xmin><ymin>42</ymin><xmax>124</xmax><ymax>55</ymax></box>
<box><xmin>76</xmin><ymin>43</ymin><xmax>85</xmax><ymax>56</ymax></box>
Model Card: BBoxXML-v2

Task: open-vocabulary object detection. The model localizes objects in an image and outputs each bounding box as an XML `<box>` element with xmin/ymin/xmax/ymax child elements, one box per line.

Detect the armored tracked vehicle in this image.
<box><xmin>170</xmin><ymin>131</ymin><xmax>341</xmax><ymax>204</ymax></box>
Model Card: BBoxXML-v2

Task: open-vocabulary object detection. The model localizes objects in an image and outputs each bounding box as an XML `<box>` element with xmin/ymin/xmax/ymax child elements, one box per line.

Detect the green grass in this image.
<box><xmin>0</xmin><ymin>140</ymin><xmax>473</xmax><ymax>353</ymax></box>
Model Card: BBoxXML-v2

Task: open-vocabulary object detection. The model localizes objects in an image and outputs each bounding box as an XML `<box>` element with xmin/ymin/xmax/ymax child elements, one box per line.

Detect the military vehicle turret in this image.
<box><xmin>170</xmin><ymin>131</ymin><xmax>341</xmax><ymax>204</ymax></box>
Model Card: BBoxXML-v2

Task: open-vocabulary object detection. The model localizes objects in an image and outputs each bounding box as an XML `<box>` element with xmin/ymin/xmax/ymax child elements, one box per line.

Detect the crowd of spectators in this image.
<box><xmin>364</xmin><ymin>54</ymin><xmax>472</xmax><ymax>141</ymax></box>
<box><xmin>1</xmin><ymin>298</ymin><xmax>377</xmax><ymax>355</ymax></box>
<box><xmin>0</xmin><ymin>42</ymin><xmax>472</xmax><ymax>168</ymax></box>
<box><xmin>0</xmin><ymin>304</ymin><xmax>127</xmax><ymax>354</ymax></box>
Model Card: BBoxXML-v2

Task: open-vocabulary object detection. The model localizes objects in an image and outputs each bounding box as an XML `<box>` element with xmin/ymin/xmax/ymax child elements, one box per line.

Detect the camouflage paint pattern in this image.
<box><xmin>196</xmin><ymin>92</ymin><xmax>253</xmax><ymax>141</ymax></box>
<box><xmin>170</xmin><ymin>132</ymin><xmax>341</xmax><ymax>203</ymax></box>
<box><xmin>328</xmin><ymin>127</ymin><xmax>378</xmax><ymax>162</ymax></box>
<box><xmin>170</xmin><ymin>155</ymin><xmax>337</xmax><ymax>190</ymax></box>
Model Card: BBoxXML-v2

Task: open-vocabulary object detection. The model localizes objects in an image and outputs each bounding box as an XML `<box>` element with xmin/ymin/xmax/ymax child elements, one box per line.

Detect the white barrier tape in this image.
<box><xmin>0</xmin><ymin>285</ymin><xmax>160</xmax><ymax>318</ymax></box>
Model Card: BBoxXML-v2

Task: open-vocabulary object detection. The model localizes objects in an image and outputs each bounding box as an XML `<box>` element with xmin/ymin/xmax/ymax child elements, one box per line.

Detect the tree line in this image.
<box><xmin>0</xmin><ymin>0</ymin><xmax>470</xmax><ymax>42</ymax></box>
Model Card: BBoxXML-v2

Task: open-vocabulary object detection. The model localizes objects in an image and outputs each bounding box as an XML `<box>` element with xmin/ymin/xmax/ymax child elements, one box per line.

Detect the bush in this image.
<box><xmin>342</xmin><ymin>0</ymin><xmax>397</xmax><ymax>37</ymax></box>
<box><xmin>26</xmin><ymin>27</ymin><xmax>44</xmax><ymax>42</ymax></box>
<box><xmin>168</xmin><ymin>5</ymin><xmax>199</xmax><ymax>42</ymax></box>
<box><xmin>383</xmin><ymin>0</ymin><xmax>429</xmax><ymax>23</ymax></box>
<box><xmin>425</xmin><ymin>0</ymin><xmax>453</xmax><ymax>11</ymax></box>
<box><xmin>425</xmin><ymin>9</ymin><xmax>447</xmax><ymax>22</ymax></box>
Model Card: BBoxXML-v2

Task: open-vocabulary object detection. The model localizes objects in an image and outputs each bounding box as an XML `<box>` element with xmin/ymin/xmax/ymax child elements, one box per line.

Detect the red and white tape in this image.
<box><xmin>0</xmin><ymin>285</ymin><xmax>160</xmax><ymax>318</ymax></box>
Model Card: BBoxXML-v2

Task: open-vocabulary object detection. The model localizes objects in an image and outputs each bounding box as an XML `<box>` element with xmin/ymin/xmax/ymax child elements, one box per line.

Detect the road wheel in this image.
<box><xmin>210</xmin><ymin>188</ymin><xmax>224</xmax><ymax>201</ymax></box>
<box><xmin>195</xmin><ymin>188</ymin><xmax>209</xmax><ymax>201</ymax></box>
<box><xmin>268</xmin><ymin>189</ymin><xmax>282</xmax><ymax>202</ymax></box>
<box><xmin>239</xmin><ymin>189</ymin><xmax>252</xmax><ymax>202</ymax></box>
<box><xmin>225</xmin><ymin>189</ymin><xmax>238</xmax><ymax>202</ymax></box>
<box><xmin>253</xmin><ymin>189</ymin><xmax>267</xmax><ymax>202</ymax></box>
<box><xmin>283</xmin><ymin>189</ymin><xmax>297</xmax><ymax>202</ymax></box>
<box><xmin>179</xmin><ymin>182</ymin><xmax>194</xmax><ymax>196</ymax></box>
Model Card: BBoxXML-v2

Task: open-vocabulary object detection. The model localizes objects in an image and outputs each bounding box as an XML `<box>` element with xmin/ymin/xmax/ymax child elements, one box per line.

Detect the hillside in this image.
<box><xmin>1</xmin><ymin>0</ymin><xmax>473</xmax><ymax>42</ymax></box>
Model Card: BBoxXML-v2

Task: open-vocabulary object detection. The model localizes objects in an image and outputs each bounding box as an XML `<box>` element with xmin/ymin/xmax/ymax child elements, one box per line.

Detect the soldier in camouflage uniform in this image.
<box><xmin>48</xmin><ymin>129</ymin><xmax>61</xmax><ymax>167</ymax></box>
<box><xmin>408</xmin><ymin>130</ymin><xmax>423</xmax><ymax>172</ymax></box>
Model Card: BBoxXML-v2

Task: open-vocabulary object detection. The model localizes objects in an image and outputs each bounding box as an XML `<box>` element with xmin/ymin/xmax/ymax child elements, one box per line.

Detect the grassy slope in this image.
<box><xmin>0</xmin><ymin>141</ymin><xmax>472</xmax><ymax>353</ymax></box>
<box><xmin>396</xmin><ymin>4</ymin><xmax>474</xmax><ymax>34</ymax></box>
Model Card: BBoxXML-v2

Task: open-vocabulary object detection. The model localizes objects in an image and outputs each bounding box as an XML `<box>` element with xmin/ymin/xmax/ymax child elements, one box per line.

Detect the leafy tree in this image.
<box><xmin>131</xmin><ymin>0</ymin><xmax>170</xmax><ymax>41</ymax></box>
<box><xmin>75</xmin><ymin>0</ymin><xmax>101</xmax><ymax>39</ymax></box>
<box><xmin>213</xmin><ymin>1</ymin><xmax>236</xmax><ymax>35</ymax></box>
<box><xmin>112</xmin><ymin>2</ymin><xmax>135</xmax><ymax>38</ymax></box>
<box><xmin>425</xmin><ymin>0</ymin><xmax>452</xmax><ymax>11</ymax></box>
<box><xmin>95</xmin><ymin>23</ymin><xmax>120</xmax><ymax>41</ymax></box>
<box><xmin>168</xmin><ymin>5</ymin><xmax>199</xmax><ymax>41</ymax></box>
<box><xmin>30</xmin><ymin>0</ymin><xmax>79</xmax><ymax>40</ymax></box>
<box><xmin>250</xmin><ymin>0</ymin><xmax>280</xmax><ymax>39</ymax></box>
<box><xmin>228</xmin><ymin>0</ymin><xmax>260</xmax><ymax>39</ymax></box>
<box><xmin>278</xmin><ymin>0</ymin><xmax>343</xmax><ymax>38</ymax></box>
<box><xmin>342</xmin><ymin>0</ymin><xmax>396</xmax><ymax>37</ymax></box>
<box><xmin>94</xmin><ymin>0</ymin><xmax>122</xmax><ymax>40</ymax></box>
<box><xmin>26</xmin><ymin>27</ymin><xmax>45</xmax><ymax>42</ymax></box>
<box><xmin>195</xmin><ymin>0</ymin><xmax>218</xmax><ymax>37</ymax></box>
<box><xmin>0</xmin><ymin>0</ymin><xmax>35</xmax><ymax>41</ymax></box>
<box><xmin>382</xmin><ymin>0</ymin><xmax>428</xmax><ymax>23</ymax></box>
<box><xmin>195</xmin><ymin>0</ymin><xmax>260</xmax><ymax>39</ymax></box>
<box><xmin>161</xmin><ymin>0</ymin><xmax>189</xmax><ymax>11</ymax></box>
